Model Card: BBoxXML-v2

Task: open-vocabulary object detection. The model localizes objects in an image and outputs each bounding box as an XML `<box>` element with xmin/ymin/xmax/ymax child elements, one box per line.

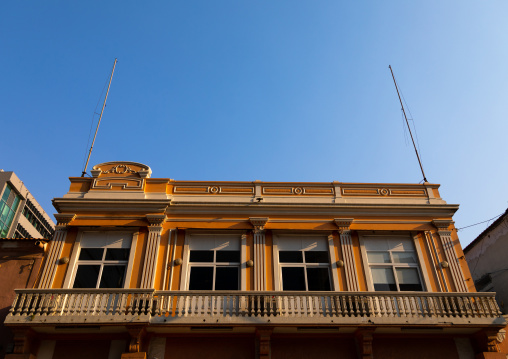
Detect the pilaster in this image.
<box><xmin>256</xmin><ymin>328</ymin><xmax>272</xmax><ymax>359</ymax></box>
<box><xmin>140</xmin><ymin>214</ymin><xmax>166</xmax><ymax>289</ymax></box>
<box><xmin>250</xmin><ymin>217</ymin><xmax>269</xmax><ymax>291</ymax></box>
<box><xmin>335</xmin><ymin>218</ymin><xmax>359</xmax><ymax>291</ymax></box>
<box><xmin>433</xmin><ymin>220</ymin><xmax>467</xmax><ymax>292</ymax></box>
<box><xmin>38</xmin><ymin>214</ymin><xmax>75</xmax><ymax>288</ymax></box>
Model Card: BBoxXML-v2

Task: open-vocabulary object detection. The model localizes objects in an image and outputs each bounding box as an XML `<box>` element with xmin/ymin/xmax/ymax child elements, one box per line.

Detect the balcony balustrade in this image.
<box><xmin>5</xmin><ymin>289</ymin><xmax>504</xmax><ymax>326</ymax></box>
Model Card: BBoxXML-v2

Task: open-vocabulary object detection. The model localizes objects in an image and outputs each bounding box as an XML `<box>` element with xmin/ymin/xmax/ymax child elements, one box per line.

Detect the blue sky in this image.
<box><xmin>1</xmin><ymin>1</ymin><xmax>507</xmax><ymax>246</ymax></box>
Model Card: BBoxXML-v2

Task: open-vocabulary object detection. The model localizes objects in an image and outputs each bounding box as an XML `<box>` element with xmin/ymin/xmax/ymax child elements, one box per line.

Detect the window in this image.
<box><xmin>363</xmin><ymin>237</ymin><xmax>424</xmax><ymax>292</ymax></box>
<box><xmin>70</xmin><ymin>232</ymin><xmax>134</xmax><ymax>289</ymax></box>
<box><xmin>0</xmin><ymin>184</ymin><xmax>21</xmax><ymax>238</ymax></box>
<box><xmin>276</xmin><ymin>236</ymin><xmax>332</xmax><ymax>291</ymax></box>
<box><xmin>187</xmin><ymin>236</ymin><xmax>241</xmax><ymax>290</ymax></box>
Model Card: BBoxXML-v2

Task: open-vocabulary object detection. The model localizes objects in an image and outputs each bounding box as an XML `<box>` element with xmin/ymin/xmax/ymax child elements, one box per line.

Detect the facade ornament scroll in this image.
<box><xmin>334</xmin><ymin>218</ymin><xmax>359</xmax><ymax>291</ymax></box>
<box><xmin>38</xmin><ymin>213</ymin><xmax>76</xmax><ymax>289</ymax></box>
<box><xmin>432</xmin><ymin>219</ymin><xmax>468</xmax><ymax>292</ymax></box>
<box><xmin>140</xmin><ymin>214</ymin><xmax>166</xmax><ymax>288</ymax></box>
<box><xmin>250</xmin><ymin>217</ymin><xmax>269</xmax><ymax>290</ymax></box>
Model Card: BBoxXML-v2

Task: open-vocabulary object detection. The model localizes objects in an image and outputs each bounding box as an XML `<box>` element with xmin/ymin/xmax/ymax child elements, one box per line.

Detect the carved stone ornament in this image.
<box><xmin>250</xmin><ymin>217</ymin><xmax>269</xmax><ymax>231</ymax></box>
<box><xmin>334</xmin><ymin>218</ymin><xmax>354</xmax><ymax>232</ymax></box>
<box><xmin>379</xmin><ymin>188</ymin><xmax>389</xmax><ymax>196</ymax></box>
<box><xmin>91</xmin><ymin>161</ymin><xmax>152</xmax><ymax>178</ymax></box>
<box><xmin>497</xmin><ymin>329</ymin><xmax>506</xmax><ymax>343</ymax></box>
<box><xmin>294</xmin><ymin>187</ymin><xmax>303</xmax><ymax>195</ymax></box>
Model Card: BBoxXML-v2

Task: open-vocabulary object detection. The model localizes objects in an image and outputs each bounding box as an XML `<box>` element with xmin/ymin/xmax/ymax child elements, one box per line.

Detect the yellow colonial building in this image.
<box><xmin>4</xmin><ymin>161</ymin><xmax>506</xmax><ymax>359</ymax></box>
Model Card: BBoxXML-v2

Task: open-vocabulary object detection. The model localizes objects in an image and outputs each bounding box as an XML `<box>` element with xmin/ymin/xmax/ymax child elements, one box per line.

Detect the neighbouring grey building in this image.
<box><xmin>0</xmin><ymin>170</ymin><xmax>55</xmax><ymax>239</ymax></box>
<box><xmin>464</xmin><ymin>208</ymin><xmax>508</xmax><ymax>314</ymax></box>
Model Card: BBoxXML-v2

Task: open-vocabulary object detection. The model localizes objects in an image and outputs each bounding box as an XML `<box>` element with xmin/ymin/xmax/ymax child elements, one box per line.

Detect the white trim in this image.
<box><xmin>180</xmin><ymin>231</ymin><xmax>247</xmax><ymax>291</ymax></box>
<box><xmin>412</xmin><ymin>232</ymin><xmax>431</xmax><ymax>292</ymax></box>
<box><xmin>272</xmin><ymin>232</ymin><xmax>335</xmax><ymax>291</ymax></box>
<box><xmin>63</xmin><ymin>230</ymin><xmax>137</xmax><ymax>289</ymax></box>
<box><xmin>241</xmin><ymin>233</ymin><xmax>247</xmax><ymax>291</ymax></box>
<box><xmin>328</xmin><ymin>234</ymin><xmax>340</xmax><ymax>291</ymax></box>
<box><xmin>340</xmin><ymin>230</ymin><xmax>359</xmax><ymax>291</ymax></box>
<box><xmin>360</xmin><ymin>234</ymin><xmax>428</xmax><ymax>292</ymax></box>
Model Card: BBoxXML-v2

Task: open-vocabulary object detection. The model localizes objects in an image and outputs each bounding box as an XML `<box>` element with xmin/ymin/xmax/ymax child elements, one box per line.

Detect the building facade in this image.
<box><xmin>0</xmin><ymin>171</ymin><xmax>55</xmax><ymax>239</ymax></box>
<box><xmin>4</xmin><ymin>161</ymin><xmax>506</xmax><ymax>359</ymax></box>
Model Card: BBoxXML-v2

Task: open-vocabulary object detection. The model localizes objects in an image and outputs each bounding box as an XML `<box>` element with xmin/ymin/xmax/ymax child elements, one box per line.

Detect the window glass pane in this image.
<box><xmin>105</xmin><ymin>248</ymin><xmax>131</xmax><ymax>261</ymax></box>
<box><xmin>396</xmin><ymin>268</ymin><xmax>423</xmax><ymax>291</ymax></box>
<box><xmin>215</xmin><ymin>266</ymin><xmax>239</xmax><ymax>290</ymax></box>
<box><xmin>304</xmin><ymin>251</ymin><xmax>329</xmax><ymax>263</ymax></box>
<box><xmin>99</xmin><ymin>265</ymin><xmax>126</xmax><ymax>288</ymax></box>
<box><xmin>189</xmin><ymin>267</ymin><xmax>213</xmax><ymax>290</ymax></box>
<box><xmin>1</xmin><ymin>186</ymin><xmax>11</xmax><ymax>202</ymax></box>
<box><xmin>371</xmin><ymin>267</ymin><xmax>397</xmax><ymax>291</ymax></box>
<box><xmin>79</xmin><ymin>248</ymin><xmax>104</xmax><ymax>261</ymax></box>
<box><xmin>392</xmin><ymin>252</ymin><xmax>417</xmax><ymax>264</ymax></box>
<box><xmin>281</xmin><ymin>267</ymin><xmax>306</xmax><ymax>290</ymax></box>
<box><xmin>279</xmin><ymin>251</ymin><xmax>303</xmax><ymax>263</ymax></box>
<box><xmin>306</xmin><ymin>267</ymin><xmax>331</xmax><ymax>291</ymax></box>
<box><xmin>73</xmin><ymin>265</ymin><xmax>101</xmax><ymax>288</ymax></box>
<box><xmin>189</xmin><ymin>250</ymin><xmax>214</xmax><ymax>262</ymax></box>
<box><xmin>216</xmin><ymin>250</ymin><xmax>240</xmax><ymax>263</ymax></box>
<box><xmin>367</xmin><ymin>252</ymin><xmax>391</xmax><ymax>263</ymax></box>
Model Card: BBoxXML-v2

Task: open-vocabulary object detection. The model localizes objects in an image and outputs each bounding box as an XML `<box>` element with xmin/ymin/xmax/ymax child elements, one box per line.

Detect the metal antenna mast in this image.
<box><xmin>389</xmin><ymin>65</ymin><xmax>428</xmax><ymax>183</ymax></box>
<box><xmin>81</xmin><ymin>58</ymin><xmax>117</xmax><ymax>177</ymax></box>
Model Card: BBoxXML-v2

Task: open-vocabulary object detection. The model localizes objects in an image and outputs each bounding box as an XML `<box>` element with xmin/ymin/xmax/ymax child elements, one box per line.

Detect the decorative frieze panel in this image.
<box><xmin>90</xmin><ymin>161</ymin><xmax>151</xmax><ymax>190</ymax></box>
<box><xmin>173</xmin><ymin>186</ymin><xmax>254</xmax><ymax>195</ymax></box>
<box><xmin>262</xmin><ymin>186</ymin><xmax>333</xmax><ymax>196</ymax></box>
<box><xmin>342</xmin><ymin>188</ymin><xmax>427</xmax><ymax>197</ymax></box>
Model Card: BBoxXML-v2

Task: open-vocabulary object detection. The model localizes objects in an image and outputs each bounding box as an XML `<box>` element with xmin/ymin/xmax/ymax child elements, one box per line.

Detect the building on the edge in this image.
<box><xmin>3</xmin><ymin>161</ymin><xmax>507</xmax><ymax>359</ymax></box>
<box><xmin>464</xmin><ymin>208</ymin><xmax>508</xmax><ymax>354</ymax></box>
<box><xmin>0</xmin><ymin>171</ymin><xmax>55</xmax><ymax>239</ymax></box>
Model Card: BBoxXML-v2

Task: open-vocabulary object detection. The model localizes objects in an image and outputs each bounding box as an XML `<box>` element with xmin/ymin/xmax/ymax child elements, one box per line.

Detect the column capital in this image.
<box><xmin>334</xmin><ymin>218</ymin><xmax>354</xmax><ymax>233</ymax></box>
<box><xmin>432</xmin><ymin>219</ymin><xmax>454</xmax><ymax>232</ymax></box>
<box><xmin>146</xmin><ymin>214</ymin><xmax>166</xmax><ymax>227</ymax></box>
<box><xmin>250</xmin><ymin>217</ymin><xmax>269</xmax><ymax>232</ymax></box>
<box><xmin>54</xmin><ymin>213</ymin><xmax>76</xmax><ymax>230</ymax></box>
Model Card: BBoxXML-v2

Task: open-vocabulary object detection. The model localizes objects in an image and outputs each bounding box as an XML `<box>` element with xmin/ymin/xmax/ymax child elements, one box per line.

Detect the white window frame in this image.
<box><xmin>180</xmin><ymin>230</ymin><xmax>247</xmax><ymax>291</ymax></box>
<box><xmin>63</xmin><ymin>229</ymin><xmax>138</xmax><ymax>289</ymax></box>
<box><xmin>273</xmin><ymin>232</ymin><xmax>338</xmax><ymax>291</ymax></box>
<box><xmin>359</xmin><ymin>233</ymin><xmax>431</xmax><ymax>292</ymax></box>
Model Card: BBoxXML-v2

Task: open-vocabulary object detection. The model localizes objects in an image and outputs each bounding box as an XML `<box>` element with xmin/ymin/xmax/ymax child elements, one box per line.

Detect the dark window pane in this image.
<box><xmin>73</xmin><ymin>265</ymin><xmax>100</xmax><ymax>288</ymax></box>
<box><xmin>396</xmin><ymin>268</ymin><xmax>423</xmax><ymax>291</ymax></box>
<box><xmin>189</xmin><ymin>267</ymin><xmax>213</xmax><ymax>290</ymax></box>
<box><xmin>305</xmin><ymin>251</ymin><xmax>329</xmax><ymax>263</ymax></box>
<box><xmin>215</xmin><ymin>267</ymin><xmax>239</xmax><ymax>290</ymax></box>
<box><xmin>216</xmin><ymin>251</ymin><xmax>240</xmax><ymax>263</ymax></box>
<box><xmin>306</xmin><ymin>267</ymin><xmax>331</xmax><ymax>291</ymax></box>
<box><xmin>99</xmin><ymin>265</ymin><xmax>126</xmax><ymax>288</ymax></box>
<box><xmin>398</xmin><ymin>283</ymin><xmax>423</xmax><ymax>291</ymax></box>
<box><xmin>106</xmin><ymin>248</ymin><xmax>130</xmax><ymax>261</ymax></box>
<box><xmin>373</xmin><ymin>283</ymin><xmax>398</xmax><ymax>291</ymax></box>
<box><xmin>79</xmin><ymin>248</ymin><xmax>104</xmax><ymax>261</ymax></box>
<box><xmin>279</xmin><ymin>251</ymin><xmax>303</xmax><ymax>263</ymax></box>
<box><xmin>281</xmin><ymin>267</ymin><xmax>306</xmax><ymax>291</ymax></box>
<box><xmin>189</xmin><ymin>250</ymin><xmax>214</xmax><ymax>262</ymax></box>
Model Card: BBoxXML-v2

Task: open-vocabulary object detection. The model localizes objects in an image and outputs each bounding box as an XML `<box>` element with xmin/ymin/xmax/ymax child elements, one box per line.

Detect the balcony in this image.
<box><xmin>5</xmin><ymin>289</ymin><xmax>505</xmax><ymax>327</ymax></box>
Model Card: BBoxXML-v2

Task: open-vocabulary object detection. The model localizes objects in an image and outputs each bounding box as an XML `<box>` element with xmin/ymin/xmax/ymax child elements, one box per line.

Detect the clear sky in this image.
<box><xmin>1</xmin><ymin>1</ymin><xmax>507</xmax><ymax>247</ymax></box>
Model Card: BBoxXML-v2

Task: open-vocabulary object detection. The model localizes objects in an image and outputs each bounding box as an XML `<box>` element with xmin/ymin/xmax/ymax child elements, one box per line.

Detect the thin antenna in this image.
<box><xmin>81</xmin><ymin>58</ymin><xmax>118</xmax><ymax>177</ymax></box>
<box><xmin>388</xmin><ymin>65</ymin><xmax>428</xmax><ymax>183</ymax></box>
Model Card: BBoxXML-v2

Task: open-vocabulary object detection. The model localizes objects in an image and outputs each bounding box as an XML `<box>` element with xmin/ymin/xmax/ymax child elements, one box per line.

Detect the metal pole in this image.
<box><xmin>389</xmin><ymin>65</ymin><xmax>428</xmax><ymax>183</ymax></box>
<box><xmin>82</xmin><ymin>58</ymin><xmax>118</xmax><ymax>177</ymax></box>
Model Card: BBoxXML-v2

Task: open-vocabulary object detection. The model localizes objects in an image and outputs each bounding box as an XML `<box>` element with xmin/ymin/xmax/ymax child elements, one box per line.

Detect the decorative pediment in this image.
<box><xmin>90</xmin><ymin>161</ymin><xmax>152</xmax><ymax>190</ymax></box>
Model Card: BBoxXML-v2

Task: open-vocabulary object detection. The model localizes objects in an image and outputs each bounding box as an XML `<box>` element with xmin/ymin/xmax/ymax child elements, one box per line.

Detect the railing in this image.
<box><xmin>5</xmin><ymin>290</ymin><xmax>504</xmax><ymax>326</ymax></box>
